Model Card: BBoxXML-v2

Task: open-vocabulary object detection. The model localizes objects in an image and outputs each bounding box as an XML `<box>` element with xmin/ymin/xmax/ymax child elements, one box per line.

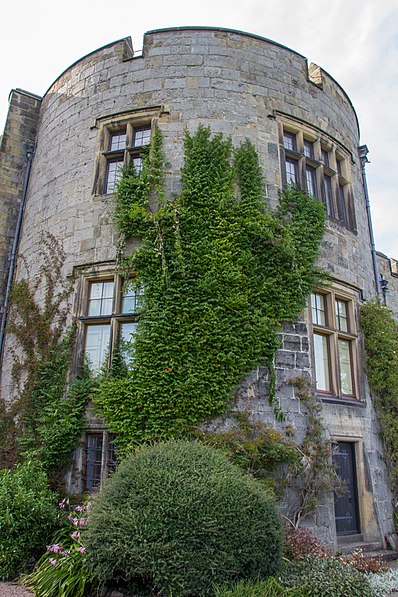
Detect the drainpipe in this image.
<box><xmin>358</xmin><ymin>145</ymin><xmax>382</xmax><ymax>301</ymax></box>
<box><xmin>0</xmin><ymin>140</ymin><xmax>36</xmax><ymax>367</ymax></box>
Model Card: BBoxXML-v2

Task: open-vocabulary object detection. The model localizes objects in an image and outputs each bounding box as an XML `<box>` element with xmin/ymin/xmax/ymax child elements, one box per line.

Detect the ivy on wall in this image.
<box><xmin>94</xmin><ymin>126</ymin><xmax>326</xmax><ymax>453</ymax></box>
<box><xmin>361</xmin><ymin>301</ymin><xmax>398</xmax><ymax>494</ymax></box>
<box><xmin>0</xmin><ymin>236</ymin><xmax>91</xmax><ymax>488</ymax></box>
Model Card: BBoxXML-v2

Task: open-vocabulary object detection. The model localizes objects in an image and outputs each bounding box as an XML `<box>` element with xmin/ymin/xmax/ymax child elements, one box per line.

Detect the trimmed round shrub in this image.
<box><xmin>0</xmin><ymin>460</ymin><xmax>58</xmax><ymax>580</ymax></box>
<box><xmin>84</xmin><ymin>440</ymin><xmax>283</xmax><ymax>596</ymax></box>
<box><xmin>283</xmin><ymin>555</ymin><xmax>372</xmax><ymax>597</ymax></box>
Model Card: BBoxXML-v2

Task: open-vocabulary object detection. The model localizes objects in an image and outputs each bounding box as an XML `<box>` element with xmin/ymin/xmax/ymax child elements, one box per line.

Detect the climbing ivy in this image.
<box><xmin>0</xmin><ymin>236</ymin><xmax>92</xmax><ymax>488</ymax></box>
<box><xmin>361</xmin><ymin>301</ymin><xmax>398</xmax><ymax>494</ymax></box>
<box><xmin>94</xmin><ymin>126</ymin><xmax>325</xmax><ymax>453</ymax></box>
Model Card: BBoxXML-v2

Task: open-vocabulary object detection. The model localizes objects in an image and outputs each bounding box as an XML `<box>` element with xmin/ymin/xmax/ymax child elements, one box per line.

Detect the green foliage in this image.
<box><xmin>214</xmin><ymin>577</ymin><xmax>307</xmax><ymax>597</ymax></box>
<box><xmin>283</xmin><ymin>555</ymin><xmax>372</xmax><ymax>597</ymax></box>
<box><xmin>23</xmin><ymin>501</ymin><xmax>94</xmax><ymax>597</ymax></box>
<box><xmin>361</xmin><ymin>301</ymin><xmax>398</xmax><ymax>493</ymax></box>
<box><xmin>285</xmin><ymin>376</ymin><xmax>340</xmax><ymax>528</ymax></box>
<box><xmin>84</xmin><ymin>440</ymin><xmax>283</xmax><ymax>597</ymax></box>
<box><xmin>96</xmin><ymin>126</ymin><xmax>325</xmax><ymax>452</ymax></box>
<box><xmin>367</xmin><ymin>568</ymin><xmax>398</xmax><ymax>597</ymax></box>
<box><xmin>0</xmin><ymin>461</ymin><xmax>58</xmax><ymax>581</ymax></box>
<box><xmin>199</xmin><ymin>413</ymin><xmax>299</xmax><ymax>494</ymax></box>
<box><xmin>1</xmin><ymin>235</ymin><xmax>90</xmax><ymax>486</ymax></box>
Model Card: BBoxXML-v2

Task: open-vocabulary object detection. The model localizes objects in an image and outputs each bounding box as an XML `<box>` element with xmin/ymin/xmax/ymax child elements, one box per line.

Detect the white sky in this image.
<box><xmin>1</xmin><ymin>0</ymin><xmax>397</xmax><ymax>257</ymax></box>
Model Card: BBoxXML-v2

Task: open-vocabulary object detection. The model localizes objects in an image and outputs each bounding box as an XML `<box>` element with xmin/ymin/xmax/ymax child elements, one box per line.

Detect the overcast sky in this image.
<box><xmin>1</xmin><ymin>0</ymin><xmax>397</xmax><ymax>258</ymax></box>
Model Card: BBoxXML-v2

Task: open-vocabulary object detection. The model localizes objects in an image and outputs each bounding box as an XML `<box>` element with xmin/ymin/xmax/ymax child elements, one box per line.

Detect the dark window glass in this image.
<box><xmin>84</xmin><ymin>434</ymin><xmax>103</xmax><ymax>491</ymax></box>
<box><xmin>337</xmin><ymin>159</ymin><xmax>343</xmax><ymax>177</ymax></box>
<box><xmin>337</xmin><ymin>184</ymin><xmax>346</xmax><ymax>224</ymax></box>
<box><xmin>321</xmin><ymin>148</ymin><xmax>329</xmax><ymax>167</ymax></box>
<box><xmin>324</xmin><ymin>175</ymin><xmax>334</xmax><ymax>217</ymax></box>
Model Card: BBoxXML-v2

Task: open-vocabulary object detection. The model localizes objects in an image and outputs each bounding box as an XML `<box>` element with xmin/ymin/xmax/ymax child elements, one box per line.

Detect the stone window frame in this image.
<box><xmin>278</xmin><ymin>118</ymin><xmax>356</xmax><ymax>232</ymax></box>
<box><xmin>309</xmin><ymin>284</ymin><xmax>360</xmax><ymax>402</ymax></box>
<box><xmin>91</xmin><ymin>106</ymin><xmax>164</xmax><ymax>198</ymax></box>
<box><xmin>77</xmin><ymin>268</ymin><xmax>142</xmax><ymax>374</ymax></box>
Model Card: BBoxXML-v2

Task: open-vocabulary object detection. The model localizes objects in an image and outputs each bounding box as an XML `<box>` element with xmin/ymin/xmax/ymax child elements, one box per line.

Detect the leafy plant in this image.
<box><xmin>95</xmin><ymin>126</ymin><xmax>325</xmax><ymax>452</ymax></box>
<box><xmin>342</xmin><ymin>548</ymin><xmax>388</xmax><ymax>574</ymax></box>
<box><xmin>283</xmin><ymin>555</ymin><xmax>372</xmax><ymax>596</ymax></box>
<box><xmin>284</xmin><ymin>376</ymin><xmax>342</xmax><ymax>528</ymax></box>
<box><xmin>214</xmin><ymin>577</ymin><xmax>307</xmax><ymax>596</ymax></box>
<box><xmin>361</xmin><ymin>301</ymin><xmax>398</xmax><ymax>494</ymax></box>
<box><xmin>0</xmin><ymin>461</ymin><xmax>58</xmax><ymax>581</ymax></box>
<box><xmin>367</xmin><ymin>568</ymin><xmax>398</xmax><ymax>597</ymax></box>
<box><xmin>284</xmin><ymin>527</ymin><xmax>329</xmax><ymax>560</ymax></box>
<box><xmin>0</xmin><ymin>235</ymin><xmax>91</xmax><ymax>486</ymax></box>
<box><xmin>23</xmin><ymin>500</ymin><xmax>94</xmax><ymax>597</ymax></box>
<box><xmin>199</xmin><ymin>413</ymin><xmax>299</xmax><ymax>495</ymax></box>
<box><xmin>84</xmin><ymin>440</ymin><xmax>283</xmax><ymax>596</ymax></box>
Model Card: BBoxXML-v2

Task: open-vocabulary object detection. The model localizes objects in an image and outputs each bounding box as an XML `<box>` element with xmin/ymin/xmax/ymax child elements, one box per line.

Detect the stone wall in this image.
<box><xmin>0</xmin><ymin>28</ymin><xmax>394</xmax><ymax>549</ymax></box>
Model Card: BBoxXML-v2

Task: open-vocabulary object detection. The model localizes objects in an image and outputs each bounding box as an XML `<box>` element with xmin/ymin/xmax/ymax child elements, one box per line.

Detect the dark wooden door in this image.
<box><xmin>333</xmin><ymin>442</ymin><xmax>360</xmax><ymax>535</ymax></box>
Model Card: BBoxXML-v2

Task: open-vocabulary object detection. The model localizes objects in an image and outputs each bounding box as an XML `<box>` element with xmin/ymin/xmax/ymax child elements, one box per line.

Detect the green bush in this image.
<box><xmin>84</xmin><ymin>440</ymin><xmax>283</xmax><ymax>596</ymax></box>
<box><xmin>0</xmin><ymin>461</ymin><xmax>58</xmax><ymax>580</ymax></box>
<box><xmin>214</xmin><ymin>577</ymin><xmax>307</xmax><ymax>596</ymax></box>
<box><xmin>283</xmin><ymin>555</ymin><xmax>372</xmax><ymax>596</ymax></box>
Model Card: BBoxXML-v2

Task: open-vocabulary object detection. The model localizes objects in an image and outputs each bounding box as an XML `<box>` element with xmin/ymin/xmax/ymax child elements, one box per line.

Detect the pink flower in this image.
<box><xmin>71</xmin><ymin>531</ymin><xmax>80</xmax><ymax>540</ymax></box>
<box><xmin>49</xmin><ymin>558</ymin><xmax>57</xmax><ymax>566</ymax></box>
<box><xmin>47</xmin><ymin>544</ymin><xmax>61</xmax><ymax>553</ymax></box>
<box><xmin>78</xmin><ymin>547</ymin><xmax>86</xmax><ymax>554</ymax></box>
<box><xmin>86</xmin><ymin>502</ymin><xmax>92</xmax><ymax>512</ymax></box>
<box><xmin>75</xmin><ymin>505</ymin><xmax>83</xmax><ymax>513</ymax></box>
<box><xmin>61</xmin><ymin>550</ymin><xmax>70</xmax><ymax>557</ymax></box>
<box><xmin>78</xmin><ymin>518</ymin><xmax>86</xmax><ymax>527</ymax></box>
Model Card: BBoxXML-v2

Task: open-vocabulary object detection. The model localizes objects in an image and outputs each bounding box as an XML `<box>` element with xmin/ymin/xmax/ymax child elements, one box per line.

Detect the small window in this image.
<box><xmin>133</xmin><ymin>126</ymin><xmax>151</xmax><ymax>148</ymax></box>
<box><xmin>304</xmin><ymin>140</ymin><xmax>314</xmax><ymax>159</ymax></box>
<box><xmin>305</xmin><ymin>166</ymin><xmax>318</xmax><ymax>199</ymax></box>
<box><xmin>285</xmin><ymin>158</ymin><xmax>299</xmax><ymax>185</ymax></box>
<box><xmin>313</xmin><ymin>333</ymin><xmax>331</xmax><ymax>392</ymax></box>
<box><xmin>284</xmin><ymin>131</ymin><xmax>297</xmax><ymax>152</ymax></box>
<box><xmin>321</xmin><ymin>148</ymin><xmax>330</xmax><ymax>167</ymax></box>
<box><xmin>88</xmin><ymin>281</ymin><xmax>114</xmax><ymax>316</ymax></box>
<box><xmin>105</xmin><ymin>159</ymin><xmax>124</xmax><ymax>194</ymax></box>
<box><xmin>311</xmin><ymin>293</ymin><xmax>327</xmax><ymax>326</ymax></box>
<box><xmin>84</xmin><ymin>433</ymin><xmax>103</xmax><ymax>492</ymax></box>
<box><xmin>109</xmin><ymin>130</ymin><xmax>127</xmax><ymax>151</ymax></box>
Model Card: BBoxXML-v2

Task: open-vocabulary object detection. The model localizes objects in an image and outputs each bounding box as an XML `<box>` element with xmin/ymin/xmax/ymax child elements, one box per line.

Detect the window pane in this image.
<box><xmin>336</xmin><ymin>299</ymin><xmax>349</xmax><ymax>332</ymax></box>
<box><xmin>132</xmin><ymin>156</ymin><xmax>143</xmax><ymax>174</ymax></box>
<box><xmin>105</xmin><ymin>159</ymin><xmax>124</xmax><ymax>193</ymax></box>
<box><xmin>107</xmin><ymin>434</ymin><xmax>120</xmax><ymax>475</ymax></box>
<box><xmin>122</xmin><ymin>285</ymin><xmax>143</xmax><ymax>313</ymax></box>
<box><xmin>284</xmin><ymin>131</ymin><xmax>297</xmax><ymax>151</ymax></box>
<box><xmin>285</xmin><ymin>158</ymin><xmax>298</xmax><ymax>185</ymax></box>
<box><xmin>324</xmin><ymin>175</ymin><xmax>334</xmax><ymax>217</ymax></box>
<box><xmin>305</xmin><ymin>166</ymin><xmax>318</xmax><ymax>199</ymax></box>
<box><xmin>336</xmin><ymin>184</ymin><xmax>346</xmax><ymax>224</ymax></box>
<box><xmin>339</xmin><ymin>339</ymin><xmax>354</xmax><ymax>395</ymax></box>
<box><xmin>84</xmin><ymin>434</ymin><xmax>103</xmax><ymax>491</ymax></box>
<box><xmin>85</xmin><ymin>325</ymin><xmax>111</xmax><ymax>373</ymax></box>
<box><xmin>88</xmin><ymin>281</ymin><xmax>114</xmax><ymax>316</ymax></box>
<box><xmin>120</xmin><ymin>322</ymin><xmax>138</xmax><ymax>366</ymax></box>
<box><xmin>311</xmin><ymin>293</ymin><xmax>326</xmax><ymax>326</ymax></box>
<box><xmin>314</xmin><ymin>333</ymin><xmax>330</xmax><ymax>391</ymax></box>
<box><xmin>133</xmin><ymin>127</ymin><xmax>151</xmax><ymax>147</ymax></box>
<box><xmin>321</xmin><ymin>148</ymin><xmax>329</xmax><ymax>167</ymax></box>
<box><xmin>109</xmin><ymin>130</ymin><xmax>126</xmax><ymax>151</ymax></box>
<box><xmin>304</xmin><ymin>140</ymin><xmax>314</xmax><ymax>159</ymax></box>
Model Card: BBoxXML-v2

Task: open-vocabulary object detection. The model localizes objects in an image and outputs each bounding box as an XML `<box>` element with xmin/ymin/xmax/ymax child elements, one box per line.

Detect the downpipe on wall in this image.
<box><xmin>0</xmin><ymin>140</ymin><xmax>35</xmax><ymax>371</ymax></box>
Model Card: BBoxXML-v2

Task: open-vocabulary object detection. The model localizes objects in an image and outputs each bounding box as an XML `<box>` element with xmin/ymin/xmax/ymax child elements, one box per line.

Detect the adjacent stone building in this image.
<box><xmin>0</xmin><ymin>27</ymin><xmax>395</xmax><ymax>552</ymax></box>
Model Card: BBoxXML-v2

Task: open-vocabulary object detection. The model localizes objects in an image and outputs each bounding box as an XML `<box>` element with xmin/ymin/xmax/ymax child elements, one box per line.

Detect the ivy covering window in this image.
<box><xmin>81</xmin><ymin>276</ymin><xmax>142</xmax><ymax>373</ymax></box>
<box><xmin>310</xmin><ymin>289</ymin><xmax>358</xmax><ymax>399</ymax></box>
<box><xmin>280</xmin><ymin>123</ymin><xmax>356</xmax><ymax>231</ymax></box>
